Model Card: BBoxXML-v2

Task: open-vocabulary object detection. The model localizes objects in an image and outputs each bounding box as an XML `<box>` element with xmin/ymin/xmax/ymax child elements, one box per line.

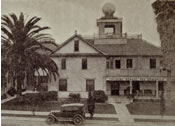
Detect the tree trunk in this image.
<box><xmin>16</xmin><ymin>75</ymin><xmax>23</xmax><ymax>96</ymax></box>
<box><xmin>165</xmin><ymin>70</ymin><xmax>172</xmax><ymax>107</ymax></box>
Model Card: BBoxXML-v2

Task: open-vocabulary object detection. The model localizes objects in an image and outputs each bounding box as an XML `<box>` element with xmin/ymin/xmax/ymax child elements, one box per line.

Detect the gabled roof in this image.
<box><xmin>85</xmin><ymin>38</ymin><xmax>162</xmax><ymax>56</ymax></box>
<box><xmin>36</xmin><ymin>43</ymin><xmax>59</xmax><ymax>55</ymax></box>
<box><xmin>52</xmin><ymin>34</ymin><xmax>104</xmax><ymax>55</ymax></box>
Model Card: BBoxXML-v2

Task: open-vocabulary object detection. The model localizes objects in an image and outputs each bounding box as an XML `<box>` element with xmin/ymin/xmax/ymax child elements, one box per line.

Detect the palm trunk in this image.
<box><xmin>16</xmin><ymin>75</ymin><xmax>23</xmax><ymax>96</ymax></box>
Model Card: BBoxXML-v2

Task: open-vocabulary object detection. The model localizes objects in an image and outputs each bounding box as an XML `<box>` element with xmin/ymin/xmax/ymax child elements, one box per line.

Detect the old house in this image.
<box><xmin>49</xmin><ymin>3</ymin><xmax>167</xmax><ymax>101</ymax></box>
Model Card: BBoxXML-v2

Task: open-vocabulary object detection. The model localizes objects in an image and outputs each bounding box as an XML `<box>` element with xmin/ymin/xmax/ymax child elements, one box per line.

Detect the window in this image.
<box><xmin>115</xmin><ymin>60</ymin><xmax>121</xmax><ymax>69</ymax></box>
<box><xmin>127</xmin><ymin>59</ymin><xmax>133</xmax><ymax>68</ymax></box>
<box><xmin>106</xmin><ymin>58</ymin><xmax>113</xmax><ymax>69</ymax></box>
<box><xmin>74</xmin><ymin>40</ymin><xmax>79</xmax><ymax>52</ymax></box>
<box><xmin>82</xmin><ymin>58</ymin><xmax>87</xmax><ymax>69</ymax></box>
<box><xmin>86</xmin><ymin>79</ymin><xmax>95</xmax><ymax>91</ymax></box>
<box><xmin>59</xmin><ymin>79</ymin><xmax>67</xmax><ymax>91</ymax></box>
<box><xmin>158</xmin><ymin>82</ymin><xmax>164</xmax><ymax>91</ymax></box>
<box><xmin>104</xmin><ymin>25</ymin><xmax>115</xmax><ymax>35</ymax></box>
<box><xmin>150</xmin><ymin>59</ymin><xmax>156</xmax><ymax>69</ymax></box>
<box><xmin>61</xmin><ymin>58</ymin><xmax>66</xmax><ymax>69</ymax></box>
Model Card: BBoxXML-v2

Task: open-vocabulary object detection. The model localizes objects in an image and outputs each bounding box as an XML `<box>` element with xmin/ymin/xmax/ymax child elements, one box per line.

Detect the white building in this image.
<box><xmin>48</xmin><ymin>3</ymin><xmax>167</xmax><ymax>100</ymax></box>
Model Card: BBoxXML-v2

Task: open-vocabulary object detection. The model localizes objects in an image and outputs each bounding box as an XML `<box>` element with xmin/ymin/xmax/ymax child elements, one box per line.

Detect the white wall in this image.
<box><xmin>49</xmin><ymin>57</ymin><xmax>106</xmax><ymax>98</ymax></box>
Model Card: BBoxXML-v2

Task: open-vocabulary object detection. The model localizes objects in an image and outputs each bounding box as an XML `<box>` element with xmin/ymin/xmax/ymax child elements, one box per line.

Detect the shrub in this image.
<box><xmin>7</xmin><ymin>87</ymin><xmax>17</xmax><ymax>96</ymax></box>
<box><xmin>1</xmin><ymin>93</ymin><xmax>7</xmax><ymax>100</ymax></box>
<box><xmin>69</xmin><ymin>93</ymin><xmax>80</xmax><ymax>102</ymax></box>
<box><xmin>22</xmin><ymin>89</ymin><xmax>27</xmax><ymax>92</ymax></box>
<box><xmin>45</xmin><ymin>91</ymin><xmax>58</xmax><ymax>101</ymax></box>
<box><xmin>94</xmin><ymin>90</ymin><xmax>108</xmax><ymax>103</ymax></box>
<box><xmin>36</xmin><ymin>91</ymin><xmax>57</xmax><ymax>101</ymax></box>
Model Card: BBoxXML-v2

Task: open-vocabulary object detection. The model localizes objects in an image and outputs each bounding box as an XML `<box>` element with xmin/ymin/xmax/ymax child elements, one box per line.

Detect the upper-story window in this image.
<box><xmin>74</xmin><ymin>40</ymin><xmax>79</xmax><ymax>52</ymax></box>
<box><xmin>61</xmin><ymin>58</ymin><xmax>66</xmax><ymax>69</ymax></box>
<box><xmin>82</xmin><ymin>58</ymin><xmax>87</xmax><ymax>69</ymax></box>
<box><xmin>150</xmin><ymin>59</ymin><xmax>156</xmax><ymax>69</ymax></box>
<box><xmin>115</xmin><ymin>60</ymin><xmax>121</xmax><ymax>69</ymax></box>
<box><xmin>127</xmin><ymin>59</ymin><xmax>133</xmax><ymax>68</ymax></box>
<box><xmin>106</xmin><ymin>58</ymin><xmax>113</xmax><ymax>69</ymax></box>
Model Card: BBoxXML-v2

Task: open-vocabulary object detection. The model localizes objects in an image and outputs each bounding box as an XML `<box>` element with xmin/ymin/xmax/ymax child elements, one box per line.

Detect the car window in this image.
<box><xmin>62</xmin><ymin>106</ymin><xmax>80</xmax><ymax>111</ymax></box>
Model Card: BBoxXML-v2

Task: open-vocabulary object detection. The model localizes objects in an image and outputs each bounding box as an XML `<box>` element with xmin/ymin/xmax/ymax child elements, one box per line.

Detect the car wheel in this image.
<box><xmin>73</xmin><ymin>115</ymin><xmax>83</xmax><ymax>125</ymax></box>
<box><xmin>47</xmin><ymin>116</ymin><xmax>55</xmax><ymax>124</ymax></box>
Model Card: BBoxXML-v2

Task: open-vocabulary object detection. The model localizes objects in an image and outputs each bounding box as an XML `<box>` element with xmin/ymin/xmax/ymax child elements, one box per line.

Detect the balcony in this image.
<box><xmin>82</xmin><ymin>33</ymin><xmax>142</xmax><ymax>40</ymax></box>
<box><xmin>106</xmin><ymin>69</ymin><xmax>167</xmax><ymax>78</ymax></box>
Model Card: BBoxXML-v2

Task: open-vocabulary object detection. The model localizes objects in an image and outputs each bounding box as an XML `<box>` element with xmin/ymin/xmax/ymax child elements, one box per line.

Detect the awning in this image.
<box><xmin>106</xmin><ymin>76</ymin><xmax>167</xmax><ymax>81</ymax></box>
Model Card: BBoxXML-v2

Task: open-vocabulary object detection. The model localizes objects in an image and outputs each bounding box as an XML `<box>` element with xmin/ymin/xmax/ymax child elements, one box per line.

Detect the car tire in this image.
<box><xmin>73</xmin><ymin>115</ymin><xmax>84</xmax><ymax>125</ymax></box>
<box><xmin>47</xmin><ymin>115</ymin><xmax>55</xmax><ymax>124</ymax></box>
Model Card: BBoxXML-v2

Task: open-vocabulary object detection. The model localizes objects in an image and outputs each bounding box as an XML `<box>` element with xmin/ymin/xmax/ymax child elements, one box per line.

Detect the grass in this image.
<box><xmin>126</xmin><ymin>101</ymin><xmax>175</xmax><ymax>116</ymax></box>
<box><xmin>92</xmin><ymin>103</ymin><xmax>116</xmax><ymax>114</ymax></box>
<box><xmin>1</xmin><ymin>94</ymin><xmax>116</xmax><ymax>114</ymax></box>
<box><xmin>134</xmin><ymin>119</ymin><xmax>175</xmax><ymax>123</ymax></box>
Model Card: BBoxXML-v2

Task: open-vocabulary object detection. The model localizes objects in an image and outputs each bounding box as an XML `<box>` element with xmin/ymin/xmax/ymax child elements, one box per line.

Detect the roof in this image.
<box><xmin>52</xmin><ymin>34</ymin><xmax>104</xmax><ymax>55</ymax></box>
<box><xmin>44</xmin><ymin>43</ymin><xmax>59</xmax><ymax>51</ymax></box>
<box><xmin>52</xmin><ymin>34</ymin><xmax>162</xmax><ymax>57</ymax></box>
<box><xmin>36</xmin><ymin>43</ymin><xmax>59</xmax><ymax>55</ymax></box>
<box><xmin>85</xmin><ymin>38</ymin><xmax>162</xmax><ymax>56</ymax></box>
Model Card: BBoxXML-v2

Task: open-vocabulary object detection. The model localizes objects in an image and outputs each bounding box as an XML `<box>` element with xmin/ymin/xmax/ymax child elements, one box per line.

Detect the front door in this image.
<box><xmin>111</xmin><ymin>82</ymin><xmax>120</xmax><ymax>96</ymax></box>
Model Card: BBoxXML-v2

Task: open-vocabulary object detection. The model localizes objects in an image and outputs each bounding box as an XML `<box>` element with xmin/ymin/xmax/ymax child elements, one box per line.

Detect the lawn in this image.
<box><xmin>1</xmin><ymin>94</ymin><xmax>116</xmax><ymax>114</ymax></box>
<box><xmin>126</xmin><ymin>101</ymin><xmax>175</xmax><ymax>116</ymax></box>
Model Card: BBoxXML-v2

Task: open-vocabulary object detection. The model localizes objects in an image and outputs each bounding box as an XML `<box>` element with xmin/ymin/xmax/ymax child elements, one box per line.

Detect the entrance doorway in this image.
<box><xmin>132</xmin><ymin>81</ymin><xmax>140</xmax><ymax>94</ymax></box>
<box><xmin>111</xmin><ymin>81</ymin><xmax>120</xmax><ymax>96</ymax></box>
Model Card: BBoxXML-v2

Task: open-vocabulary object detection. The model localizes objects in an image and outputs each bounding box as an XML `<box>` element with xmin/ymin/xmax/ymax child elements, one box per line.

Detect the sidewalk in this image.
<box><xmin>1</xmin><ymin>90</ymin><xmax>37</xmax><ymax>104</ymax></box>
<box><xmin>112</xmin><ymin>103</ymin><xmax>134</xmax><ymax>123</ymax></box>
<box><xmin>2</xmin><ymin>109</ymin><xmax>175</xmax><ymax>121</ymax></box>
<box><xmin>1</xmin><ymin>95</ymin><xmax>16</xmax><ymax>104</ymax></box>
<box><xmin>1</xmin><ymin>110</ymin><xmax>117</xmax><ymax>119</ymax></box>
<box><xmin>112</xmin><ymin>103</ymin><xmax>175</xmax><ymax>122</ymax></box>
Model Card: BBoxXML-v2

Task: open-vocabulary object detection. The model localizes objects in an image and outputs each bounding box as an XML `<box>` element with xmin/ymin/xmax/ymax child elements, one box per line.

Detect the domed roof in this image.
<box><xmin>102</xmin><ymin>3</ymin><xmax>116</xmax><ymax>18</ymax></box>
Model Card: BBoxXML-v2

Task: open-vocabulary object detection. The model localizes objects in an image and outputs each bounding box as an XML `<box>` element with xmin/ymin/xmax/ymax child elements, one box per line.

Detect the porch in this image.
<box><xmin>106</xmin><ymin>76</ymin><xmax>166</xmax><ymax>100</ymax></box>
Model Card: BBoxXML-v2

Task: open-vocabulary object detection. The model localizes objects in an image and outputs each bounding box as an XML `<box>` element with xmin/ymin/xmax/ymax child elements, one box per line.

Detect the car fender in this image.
<box><xmin>73</xmin><ymin>114</ymin><xmax>84</xmax><ymax>120</ymax></box>
<box><xmin>48</xmin><ymin>113</ymin><xmax>57</xmax><ymax>120</ymax></box>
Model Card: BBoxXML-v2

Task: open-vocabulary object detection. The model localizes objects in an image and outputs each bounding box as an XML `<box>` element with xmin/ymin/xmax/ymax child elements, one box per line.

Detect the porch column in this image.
<box><xmin>130</xmin><ymin>81</ymin><xmax>132</xmax><ymax>94</ymax></box>
<box><xmin>156</xmin><ymin>81</ymin><xmax>159</xmax><ymax>98</ymax></box>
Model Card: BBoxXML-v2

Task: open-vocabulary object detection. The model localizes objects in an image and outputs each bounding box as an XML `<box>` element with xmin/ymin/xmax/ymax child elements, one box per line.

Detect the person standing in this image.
<box><xmin>87</xmin><ymin>91</ymin><xmax>95</xmax><ymax>119</ymax></box>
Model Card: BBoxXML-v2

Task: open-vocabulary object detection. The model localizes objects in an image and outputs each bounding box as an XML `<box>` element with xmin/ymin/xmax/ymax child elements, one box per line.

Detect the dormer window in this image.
<box><xmin>74</xmin><ymin>40</ymin><xmax>79</xmax><ymax>52</ymax></box>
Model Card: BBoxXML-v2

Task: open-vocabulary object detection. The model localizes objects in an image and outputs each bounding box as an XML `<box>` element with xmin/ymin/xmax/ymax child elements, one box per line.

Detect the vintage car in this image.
<box><xmin>47</xmin><ymin>103</ymin><xmax>85</xmax><ymax>125</ymax></box>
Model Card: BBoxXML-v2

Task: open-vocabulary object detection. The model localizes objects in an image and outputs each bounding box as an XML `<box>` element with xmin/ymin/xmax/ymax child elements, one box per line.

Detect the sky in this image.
<box><xmin>1</xmin><ymin>0</ymin><xmax>160</xmax><ymax>46</ymax></box>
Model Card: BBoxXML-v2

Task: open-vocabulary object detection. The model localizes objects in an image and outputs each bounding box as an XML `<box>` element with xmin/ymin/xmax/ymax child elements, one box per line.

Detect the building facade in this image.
<box><xmin>49</xmin><ymin>3</ymin><xmax>167</xmax><ymax>100</ymax></box>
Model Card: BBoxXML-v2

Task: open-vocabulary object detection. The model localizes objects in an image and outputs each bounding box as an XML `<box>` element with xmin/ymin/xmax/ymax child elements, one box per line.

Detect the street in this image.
<box><xmin>2</xmin><ymin>116</ymin><xmax>175</xmax><ymax>126</ymax></box>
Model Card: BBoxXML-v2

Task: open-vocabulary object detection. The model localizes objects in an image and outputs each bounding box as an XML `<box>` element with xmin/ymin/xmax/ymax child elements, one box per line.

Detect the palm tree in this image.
<box><xmin>1</xmin><ymin>13</ymin><xmax>59</xmax><ymax>95</ymax></box>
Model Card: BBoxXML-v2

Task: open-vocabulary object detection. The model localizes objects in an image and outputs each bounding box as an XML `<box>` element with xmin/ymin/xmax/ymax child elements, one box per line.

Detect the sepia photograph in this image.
<box><xmin>1</xmin><ymin>0</ymin><xmax>175</xmax><ymax>126</ymax></box>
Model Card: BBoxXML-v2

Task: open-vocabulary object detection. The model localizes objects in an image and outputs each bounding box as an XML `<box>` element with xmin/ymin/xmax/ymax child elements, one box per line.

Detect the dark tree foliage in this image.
<box><xmin>152</xmin><ymin>0</ymin><xmax>175</xmax><ymax>116</ymax></box>
<box><xmin>152</xmin><ymin>0</ymin><xmax>175</xmax><ymax>69</ymax></box>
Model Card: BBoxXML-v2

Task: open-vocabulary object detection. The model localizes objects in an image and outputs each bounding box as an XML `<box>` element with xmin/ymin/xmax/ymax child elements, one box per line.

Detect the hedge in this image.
<box><xmin>94</xmin><ymin>90</ymin><xmax>108</xmax><ymax>103</ymax></box>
